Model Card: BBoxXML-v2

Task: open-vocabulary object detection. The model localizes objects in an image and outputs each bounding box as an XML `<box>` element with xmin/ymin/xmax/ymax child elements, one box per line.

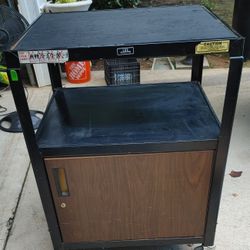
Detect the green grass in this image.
<box><xmin>210</xmin><ymin>0</ymin><xmax>234</xmax><ymax>25</ymax></box>
<box><xmin>198</xmin><ymin>0</ymin><xmax>234</xmax><ymax>25</ymax></box>
<box><xmin>140</xmin><ymin>0</ymin><xmax>235</xmax><ymax>26</ymax></box>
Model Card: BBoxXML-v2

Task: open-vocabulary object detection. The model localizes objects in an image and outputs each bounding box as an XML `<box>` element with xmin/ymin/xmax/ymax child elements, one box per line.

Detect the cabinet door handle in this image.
<box><xmin>53</xmin><ymin>168</ymin><xmax>70</xmax><ymax>197</ymax></box>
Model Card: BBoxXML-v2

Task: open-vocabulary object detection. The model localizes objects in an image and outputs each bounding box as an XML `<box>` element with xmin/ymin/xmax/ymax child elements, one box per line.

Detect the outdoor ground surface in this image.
<box><xmin>1</xmin><ymin>1</ymin><xmax>250</xmax><ymax>249</ymax></box>
<box><xmin>1</xmin><ymin>69</ymin><xmax>250</xmax><ymax>250</ymax></box>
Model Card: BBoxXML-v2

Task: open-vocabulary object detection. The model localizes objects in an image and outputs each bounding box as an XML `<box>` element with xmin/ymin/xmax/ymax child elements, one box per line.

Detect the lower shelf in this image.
<box><xmin>45</xmin><ymin>150</ymin><xmax>214</xmax><ymax>243</ymax></box>
<box><xmin>37</xmin><ymin>82</ymin><xmax>220</xmax><ymax>157</ymax></box>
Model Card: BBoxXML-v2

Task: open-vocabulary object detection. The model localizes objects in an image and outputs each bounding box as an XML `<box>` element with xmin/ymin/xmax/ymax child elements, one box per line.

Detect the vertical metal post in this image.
<box><xmin>5</xmin><ymin>52</ymin><xmax>63</xmax><ymax>250</ymax></box>
<box><xmin>233</xmin><ymin>0</ymin><xmax>250</xmax><ymax>59</ymax></box>
<box><xmin>204</xmin><ymin>56</ymin><xmax>244</xmax><ymax>246</ymax></box>
<box><xmin>191</xmin><ymin>55</ymin><xmax>204</xmax><ymax>84</ymax></box>
<box><xmin>48</xmin><ymin>63</ymin><xmax>62</xmax><ymax>91</ymax></box>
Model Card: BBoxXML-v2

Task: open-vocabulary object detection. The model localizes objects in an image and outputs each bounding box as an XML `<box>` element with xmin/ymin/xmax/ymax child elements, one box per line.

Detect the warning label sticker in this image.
<box><xmin>195</xmin><ymin>40</ymin><xmax>230</xmax><ymax>54</ymax></box>
<box><xmin>18</xmin><ymin>50</ymin><xmax>69</xmax><ymax>64</ymax></box>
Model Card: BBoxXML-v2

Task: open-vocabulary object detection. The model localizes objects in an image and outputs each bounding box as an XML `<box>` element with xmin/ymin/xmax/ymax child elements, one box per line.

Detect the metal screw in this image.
<box><xmin>61</xmin><ymin>203</ymin><xmax>66</xmax><ymax>208</ymax></box>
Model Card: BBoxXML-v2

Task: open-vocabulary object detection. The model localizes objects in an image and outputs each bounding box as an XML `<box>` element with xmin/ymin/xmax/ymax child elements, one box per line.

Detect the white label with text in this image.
<box><xmin>18</xmin><ymin>50</ymin><xmax>69</xmax><ymax>64</ymax></box>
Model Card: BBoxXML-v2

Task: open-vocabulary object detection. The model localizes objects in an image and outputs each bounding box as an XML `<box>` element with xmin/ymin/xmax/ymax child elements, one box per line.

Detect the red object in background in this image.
<box><xmin>65</xmin><ymin>61</ymin><xmax>91</xmax><ymax>84</ymax></box>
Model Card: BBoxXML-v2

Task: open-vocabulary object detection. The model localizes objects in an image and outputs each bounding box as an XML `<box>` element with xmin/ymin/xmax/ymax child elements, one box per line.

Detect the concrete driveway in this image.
<box><xmin>0</xmin><ymin>69</ymin><xmax>250</xmax><ymax>250</ymax></box>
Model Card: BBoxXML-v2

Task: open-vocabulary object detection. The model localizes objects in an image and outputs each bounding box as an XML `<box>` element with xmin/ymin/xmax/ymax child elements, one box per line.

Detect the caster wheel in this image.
<box><xmin>194</xmin><ymin>246</ymin><xmax>204</xmax><ymax>250</ymax></box>
<box><xmin>194</xmin><ymin>246</ymin><xmax>216</xmax><ymax>250</ymax></box>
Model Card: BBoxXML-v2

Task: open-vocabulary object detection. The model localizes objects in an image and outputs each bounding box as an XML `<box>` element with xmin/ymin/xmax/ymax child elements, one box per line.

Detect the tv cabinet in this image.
<box><xmin>5</xmin><ymin>5</ymin><xmax>244</xmax><ymax>250</ymax></box>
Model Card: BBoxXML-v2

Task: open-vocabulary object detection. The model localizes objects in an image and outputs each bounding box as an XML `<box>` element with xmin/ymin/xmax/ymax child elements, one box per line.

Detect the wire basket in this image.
<box><xmin>104</xmin><ymin>58</ymin><xmax>140</xmax><ymax>86</ymax></box>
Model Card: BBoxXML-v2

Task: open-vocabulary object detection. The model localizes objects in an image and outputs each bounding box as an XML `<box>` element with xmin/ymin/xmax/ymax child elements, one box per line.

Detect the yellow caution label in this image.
<box><xmin>195</xmin><ymin>40</ymin><xmax>230</xmax><ymax>54</ymax></box>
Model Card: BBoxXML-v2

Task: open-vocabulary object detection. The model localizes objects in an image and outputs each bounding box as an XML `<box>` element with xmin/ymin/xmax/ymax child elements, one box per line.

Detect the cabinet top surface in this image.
<box><xmin>36</xmin><ymin>82</ymin><xmax>220</xmax><ymax>155</ymax></box>
<box><xmin>13</xmin><ymin>5</ymin><xmax>238</xmax><ymax>52</ymax></box>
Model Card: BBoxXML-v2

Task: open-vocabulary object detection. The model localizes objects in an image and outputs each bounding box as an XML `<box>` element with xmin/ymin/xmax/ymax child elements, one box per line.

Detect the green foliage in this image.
<box><xmin>90</xmin><ymin>0</ymin><xmax>140</xmax><ymax>10</ymax></box>
<box><xmin>201</xmin><ymin>0</ymin><xmax>215</xmax><ymax>10</ymax></box>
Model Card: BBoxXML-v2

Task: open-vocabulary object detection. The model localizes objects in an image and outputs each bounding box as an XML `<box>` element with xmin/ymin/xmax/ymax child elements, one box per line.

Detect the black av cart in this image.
<box><xmin>5</xmin><ymin>5</ymin><xmax>244</xmax><ymax>250</ymax></box>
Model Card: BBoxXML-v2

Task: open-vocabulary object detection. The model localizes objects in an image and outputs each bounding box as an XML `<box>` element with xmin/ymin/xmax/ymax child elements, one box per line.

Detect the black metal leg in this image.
<box><xmin>191</xmin><ymin>55</ymin><xmax>204</xmax><ymax>84</ymax></box>
<box><xmin>6</xmin><ymin>53</ymin><xmax>63</xmax><ymax>250</ymax></box>
<box><xmin>204</xmin><ymin>56</ymin><xmax>244</xmax><ymax>246</ymax></box>
<box><xmin>7</xmin><ymin>0</ymin><xmax>15</xmax><ymax>8</ymax></box>
<box><xmin>48</xmin><ymin>63</ymin><xmax>62</xmax><ymax>91</ymax></box>
<box><xmin>233</xmin><ymin>0</ymin><xmax>250</xmax><ymax>60</ymax></box>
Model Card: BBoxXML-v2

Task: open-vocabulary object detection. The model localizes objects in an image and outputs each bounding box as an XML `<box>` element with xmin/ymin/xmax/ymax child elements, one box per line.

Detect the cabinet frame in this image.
<box><xmin>5</xmin><ymin>5</ymin><xmax>244</xmax><ymax>250</ymax></box>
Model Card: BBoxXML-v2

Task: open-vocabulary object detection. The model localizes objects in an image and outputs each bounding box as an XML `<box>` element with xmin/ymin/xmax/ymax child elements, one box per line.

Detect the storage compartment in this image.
<box><xmin>45</xmin><ymin>151</ymin><xmax>214</xmax><ymax>243</ymax></box>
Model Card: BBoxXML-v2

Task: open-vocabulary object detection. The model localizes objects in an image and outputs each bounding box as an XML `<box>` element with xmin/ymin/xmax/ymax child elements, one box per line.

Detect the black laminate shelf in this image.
<box><xmin>36</xmin><ymin>82</ymin><xmax>220</xmax><ymax>157</ymax></box>
<box><xmin>12</xmin><ymin>5</ymin><xmax>242</xmax><ymax>60</ymax></box>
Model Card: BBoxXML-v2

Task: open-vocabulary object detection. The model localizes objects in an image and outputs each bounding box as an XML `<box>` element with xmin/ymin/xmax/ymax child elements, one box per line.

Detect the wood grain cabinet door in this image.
<box><xmin>45</xmin><ymin>151</ymin><xmax>214</xmax><ymax>243</ymax></box>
